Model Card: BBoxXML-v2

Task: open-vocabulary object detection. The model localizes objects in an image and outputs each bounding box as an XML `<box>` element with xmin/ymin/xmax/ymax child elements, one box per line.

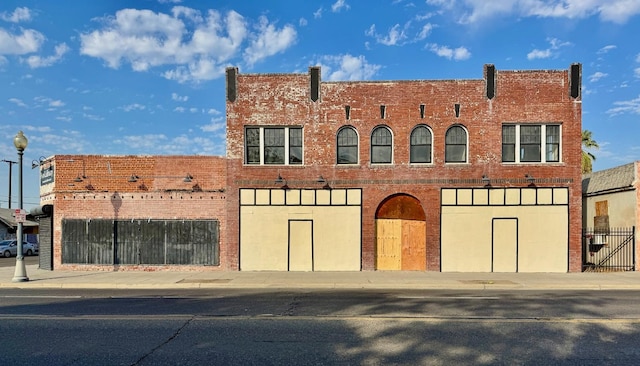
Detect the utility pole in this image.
<box><xmin>1</xmin><ymin>159</ymin><xmax>17</xmax><ymax>208</ymax></box>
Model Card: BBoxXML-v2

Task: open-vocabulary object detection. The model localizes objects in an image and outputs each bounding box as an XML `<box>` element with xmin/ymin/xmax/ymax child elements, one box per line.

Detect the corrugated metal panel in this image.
<box><xmin>62</xmin><ymin>219</ymin><xmax>219</xmax><ymax>266</ymax></box>
<box><xmin>38</xmin><ymin>216</ymin><xmax>53</xmax><ymax>270</ymax></box>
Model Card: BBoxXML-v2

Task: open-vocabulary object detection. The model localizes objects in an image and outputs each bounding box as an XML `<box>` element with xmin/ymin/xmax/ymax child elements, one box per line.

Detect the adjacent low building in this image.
<box><xmin>36</xmin><ymin>64</ymin><xmax>585</xmax><ymax>272</ymax></box>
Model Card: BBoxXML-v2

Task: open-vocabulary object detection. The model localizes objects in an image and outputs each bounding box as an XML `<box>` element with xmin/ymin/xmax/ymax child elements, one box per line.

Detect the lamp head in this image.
<box><xmin>13</xmin><ymin>131</ymin><xmax>28</xmax><ymax>151</ymax></box>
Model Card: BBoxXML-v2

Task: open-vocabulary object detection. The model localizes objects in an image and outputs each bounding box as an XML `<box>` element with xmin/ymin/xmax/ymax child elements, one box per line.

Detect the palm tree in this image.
<box><xmin>582</xmin><ymin>130</ymin><xmax>599</xmax><ymax>174</ymax></box>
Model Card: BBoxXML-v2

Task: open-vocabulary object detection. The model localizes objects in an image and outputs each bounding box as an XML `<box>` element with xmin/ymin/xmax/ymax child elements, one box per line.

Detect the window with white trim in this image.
<box><xmin>371</xmin><ymin>126</ymin><xmax>392</xmax><ymax>164</ymax></box>
<box><xmin>445</xmin><ymin>125</ymin><xmax>468</xmax><ymax>163</ymax></box>
<box><xmin>502</xmin><ymin>124</ymin><xmax>561</xmax><ymax>163</ymax></box>
<box><xmin>410</xmin><ymin>125</ymin><xmax>433</xmax><ymax>163</ymax></box>
<box><xmin>245</xmin><ymin>127</ymin><xmax>303</xmax><ymax>165</ymax></box>
<box><xmin>337</xmin><ymin>126</ymin><xmax>358</xmax><ymax>164</ymax></box>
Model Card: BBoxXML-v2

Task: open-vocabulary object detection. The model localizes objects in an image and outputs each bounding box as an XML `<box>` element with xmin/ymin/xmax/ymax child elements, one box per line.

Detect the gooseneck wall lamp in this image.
<box><xmin>12</xmin><ymin>131</ymin><xmax>29</xmax><ymax>282</ymax></box>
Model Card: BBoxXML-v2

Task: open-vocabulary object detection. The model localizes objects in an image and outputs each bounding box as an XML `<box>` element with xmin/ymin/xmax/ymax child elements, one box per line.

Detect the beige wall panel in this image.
<box><xmin>331</xmin><ymin>189</ymin><xmax>347</xmax><ymax>205</ymax></box>
<box><xmin>376</xmin><ymin>219</ymin><xmax>402</xmax><ymax>270</ymax></box>
<box><xmin>240</xmin><ymin>189</ymin><xmax>255</xmax><ymax>205</ymax></box>
<box><xmin>256</xmin><ymin>189</ymin><xmax>270</xmax><ymax>205</ymax></box>
<box><xmin>442</xmin><ymin>205</ymin><xmax>568</xmax><ymax>272</ymax></box>
<box><xmin>271</xmin><ymin>189</ymin><xmax>285</xmax><ymax>205</ymax></box>
<box><xmin>441</xmin><ymin>209</ymin><xmax>492</xmax><ymax>272</ymax></box>
<box><xmin>286</xmin><ymin>189</ymin><xmax>301</xmax><ymax>205</ymax></box>
<box><xmin>473</xmin><ymin>189</ymin><xmax>489</xmax><ymax>205</ymax></box>
<box><xmin>240</xmin><ymin>207</ymin><xmax>289</xmax><ymax>270</ymax></box>
<box><xmin>241</xmin><ymin>203</ymin><xmax>361</xmax><ymax>271</ymax></box>
<box><xmin>584</xmin><ymin>191</ymin><xmax>636</xmax><ymax>228</ymax></box>
<box><xmin>316</xmin><ymin>189</ymin><xmax>331</xmax><ymax>205</ymax></box>
<box><xmin>553</xmin><ymin>188</ymin><xmax>568</xmax><ymax>205</ymax></box>
<box><xmin>521</xmin><ymin>189</ymin><xmax>536</xmax><ymax>205</ymax></box>
<box><xmin>347</xmin><ymin>189</ymin><xmax>361</xmax><ymax>205</ymax></box>
<box><xmin>517</xmin><ymin>206</ymin><xmax>567</xmax><ymax>272</ymax></box>
<box><xmin>458</xmin><ymin>189</ymin><xmax>472</xmax><ymax>205</ymax></box>
<box><xmin>289</xmin><ymin>220</ymin><xmax>313</xmax><ymax>271</ymax></box>
<box><xmin>538</xmin><ymin>188</ymin><xmax>552</xmax><ymax>205</ymax></box>
<box><xmin>489</xmin><ymin>189</ymin><xmax>505</xmax><ymax>205</ymax></box>
<box><xmin>301</xmin><ymin>190</ymin><xmax>316</xmax><ymax>205</ymax></box>
<box><xmin>313</xmin><ymin>206</ymin><xmax>361</xmax><ymax>271</ymax></box>
<box><xmin>505</xmin><ymin>189</ymin><xmax>520</xmax><ymax>205</ymax></box>
<box><xmin>442</xmin><ymin>189</ymin><xmax>456</xmax><ymax>205</ymax></box>
<box><xmin>493</xmin><ymin>219</ymin><xmax>518</xmax><ymax>272</ymax></box>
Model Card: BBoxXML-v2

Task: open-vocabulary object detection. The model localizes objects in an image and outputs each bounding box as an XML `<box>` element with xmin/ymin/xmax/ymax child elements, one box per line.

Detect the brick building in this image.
<box><xmin>37</xmin><ymin>63</ymin><xmax>583</xmax><ymax>272</ymax></box>
<box><xmin>226</xmin><ymin>64</ymin><xmax>583</xmax><ymax>272</ymax></box>
<box><xmin>37</xmin><ymin>155</ymin><xmax>227</xmax><ymax>271</ymax></box>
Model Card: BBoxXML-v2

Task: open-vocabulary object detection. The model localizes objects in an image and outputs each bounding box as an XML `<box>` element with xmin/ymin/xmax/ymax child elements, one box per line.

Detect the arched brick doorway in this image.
<box><xmin>375</xmin><ymin>194</ymin><xmax>426</xmax><ymax>270</ymax></box>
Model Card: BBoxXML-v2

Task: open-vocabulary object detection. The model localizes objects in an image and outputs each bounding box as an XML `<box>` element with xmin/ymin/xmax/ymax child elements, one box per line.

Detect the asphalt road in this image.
<box><xmin>1</xmin><ymin>288</ymin><xmax>639</xmax><ymax>365</ymax></box>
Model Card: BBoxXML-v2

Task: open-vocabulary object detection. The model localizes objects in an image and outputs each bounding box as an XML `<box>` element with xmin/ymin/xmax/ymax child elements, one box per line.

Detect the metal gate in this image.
<box><xmin>582</xmin><ymin>227</ymin><xmax>635</xmax><ymax>272</ymax></box>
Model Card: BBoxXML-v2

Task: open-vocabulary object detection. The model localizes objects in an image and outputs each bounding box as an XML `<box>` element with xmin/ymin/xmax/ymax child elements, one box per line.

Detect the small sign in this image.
<box><xmin>13</xmin><ymin>209</ymin><xmax>27</xmax><ymax>223</ymax></box>
<box><xmin>40</xmin><ymin>166</ymin><xmax>54</xmax><ymax>185</ymax></box>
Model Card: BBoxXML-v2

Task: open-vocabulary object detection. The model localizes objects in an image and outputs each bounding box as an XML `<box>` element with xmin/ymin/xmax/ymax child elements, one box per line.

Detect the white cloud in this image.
<box><xmin>8</xmin><ymin>98</ymin><xmax>27</xmax><ymax>107</ymax></box>
<box><xmin>201</xmin><ymin>116</ymin><xmax>225</xmax><ymax>132</ymax></box>
<box><xmin>81</xmin><ymin>7</ymin><xmax>295</xmax><ymax>83</ymax></box>
<box><xmin>23</xmin><ymin>42</ymin><xmax>69</xmax><ymax>68</ymax></box>
<box><xmin>427</xmin><ymin>44</ymin><xmax>471</xmax><ymax>61</ymax></box>
<box><xmin>122</xmin><ymin>103</ymin><xmax>146</xmax><ymax>112</ymax></box>
<box><xmin>314</xmin><ymin>8</ymin><xmax>323</xmax><ymax>19</ymax></box>
<box><xmin>527</xmin><ymin>49</ymin><xmax>551</xmax><ymax>60</ymax></box>
<box><xmin>607</xmin><ymin>95</ymin><xmax>640</xmax><ymax>115</ymax></box>
<box><xmin>589</xmin><ymin>72</ymin><xmax>608</xmax><ymax>82</ymax></box>
<box><xmin>171</xmin><ymin>92</ymin><xmax>189</xmax><ymax>102</ymax></box>
<box><xmin>635</xmin><ymin>67</ymin><xmax>640</xmax><ymax>78</ymax></box>
<box><xmin>207</xmin><ymin>108</ymin><xmax>221</xmax><ymax>114</ymax></box>
<box><xmin>597</xmin><ymin>45</ymin><xmax>616</xmax><ymax>54</ymax></box>
<box><xmin>636</xmin><ymin>53</ymin><xmax>640</xmax><ymax>63</ymax></box>
<box><xmin>243</xmin><ymin>16</ymin><xmax>297</xmax><ymax>66</ymax></box>
<box><xmin>174</xmin><ymin>106</ymin><xmax>186</xmax><ymax>112</ymax></box>
<box><xmin>366</xmin><ymin>24</ymin><xmax>408</xmax><ymax>46</ymax></box>
<box><xmin>331</xmin><ymin>0</ymin><xmax>351</xmax><ymax>12</ymax></box>
<box><xmin>316</xmin><ymin>54</ymin><xmax>382</xmax><ymax>81</ymax></box>
<box><xmin>431</xmin><ymin>0</ymin><xmax>640</xmax><ymax>24</ymax></box>
<box><xmin>0</xmin><ymin>28</ymin><xmax>44</xmax><ymax>55</ymax></box>
<box><xmin>416</xmin><ymin>23</ymin><xmax>435</xmax><ymax>40</ymax></box>
<box><xmin>0</xmin><ymin>7</ymin><xmax>33</xmax><ymax>23</ymax></box>
<box><xmin>299</xmin><ymin>18</ymin><xmax>308</xmax><ymax>26</ymax></box>
<box><xmin>527</xmin><ymin>38</ymin><xmax>570</xmax><ymax>60</ymax></box>
<box><xmin>49</xmin><ymin>100</ymin><xmax>65</xmax><ymax>107</ymax></box>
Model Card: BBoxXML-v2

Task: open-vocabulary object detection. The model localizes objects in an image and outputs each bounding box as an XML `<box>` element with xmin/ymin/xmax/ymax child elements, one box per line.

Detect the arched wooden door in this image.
<box><xmin>375</xmin><ymin>194</ymin><xmax>426</xmax><ymax>271</ymax></box>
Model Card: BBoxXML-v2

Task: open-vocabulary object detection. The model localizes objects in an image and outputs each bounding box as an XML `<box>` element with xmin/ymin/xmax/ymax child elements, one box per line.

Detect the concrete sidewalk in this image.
<box><xmin>1</xmin><ymin>265</ymin><xmax>640</xmax><ymax>290</ymax></box>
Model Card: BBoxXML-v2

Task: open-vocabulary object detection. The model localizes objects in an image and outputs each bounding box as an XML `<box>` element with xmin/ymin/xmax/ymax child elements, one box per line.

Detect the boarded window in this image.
<box><xmin>62</xmin><ymin>219</ymin><xmax>219</xmax><ymax>266</ymax></box>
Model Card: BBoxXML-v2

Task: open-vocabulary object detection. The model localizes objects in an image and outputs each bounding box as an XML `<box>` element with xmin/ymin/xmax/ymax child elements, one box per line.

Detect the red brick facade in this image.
<box><xmin>226</xmin><ymin>64</ymin><xmax>583</xmax><ymax>272</ymax></box>
<box><xmin>42</xmin><ymin>155</ymin><xmax>228</xmax><ymax>271</ymax></box>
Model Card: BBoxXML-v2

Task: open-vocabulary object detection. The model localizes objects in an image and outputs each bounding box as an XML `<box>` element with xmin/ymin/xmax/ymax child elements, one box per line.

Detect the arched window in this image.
<box><xmin>371</xmin><ymin>126</ymin><xmax>393</xmax><ymax>164</ymax></box>
<box><xmin>410</xmin><ymin>125</ymin><xmax>432</xmax><ymax>163</ymax></box>
<box><xmin>445</xmin><ymin>125</ymin><xmax>467</xmax><ymax>163</ymax></box>
<box><xmin>337</xmin><ymin>126</ymin><xmax>358</xmax><ymax>164</ymax></box>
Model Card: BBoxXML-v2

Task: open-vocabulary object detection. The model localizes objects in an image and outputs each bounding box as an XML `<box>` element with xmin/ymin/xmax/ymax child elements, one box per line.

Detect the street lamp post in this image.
<box><xmin>12</xmin><ymin>131</ymin><xmax>28</xmax><ymax>282</ymax></box>
<box><xmin>1</xmin><ymin>159</ymin><xmax>16</xmax><ymax>208</ymax></box>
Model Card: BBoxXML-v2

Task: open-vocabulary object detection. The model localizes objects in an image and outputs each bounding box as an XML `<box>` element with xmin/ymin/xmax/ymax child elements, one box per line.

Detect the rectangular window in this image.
<box><xmin>245</xmin><ymin>128</ymin><xmax>261</xmax><ymax>165</ymax></box>
<box><xmin>264</xmin><ymin>128</ymin><xmax>285</xmax><ymax>164</ymax></box>
<box><xmin>502</xmin><ymin>124</ymin><xmax>561</xmax><ymax>164</ymax></box>
<box><xmin>502</xmin><ymin>125</ymin><xmax>516</xmax><ymax>162</ymax></box>
<box><xmin>289</xmin><ymin>128</ymin><xmax>303</xmax><ymax>164</ymax></box>
<box><xmin>244</xmin><ymin>127</ymin><xmax>303</xmax><ymax>165</ymax></box>
<box><xmin>520</xmin><ymin>125</ymin><xmax>541</xmax><ymax>162</ymax></box>
<box><xmin>546</xmin><ymin>125</ymin><xmax>560</xmax><ymax>162</ymax></box>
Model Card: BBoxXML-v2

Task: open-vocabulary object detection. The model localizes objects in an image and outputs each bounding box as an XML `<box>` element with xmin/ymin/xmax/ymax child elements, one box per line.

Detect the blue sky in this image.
<box><xmin>1</xmin><ymin>0</ymin><xmax>640</xmax><ymax>210</ymax></box>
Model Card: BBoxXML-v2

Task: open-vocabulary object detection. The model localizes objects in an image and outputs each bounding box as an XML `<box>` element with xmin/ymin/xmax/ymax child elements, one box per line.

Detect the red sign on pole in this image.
<box><xmin>13</xmin><ymin>209</ymin><xmax>26</xmax><ymax>223</ymax></box>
